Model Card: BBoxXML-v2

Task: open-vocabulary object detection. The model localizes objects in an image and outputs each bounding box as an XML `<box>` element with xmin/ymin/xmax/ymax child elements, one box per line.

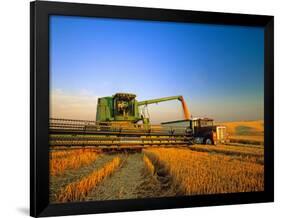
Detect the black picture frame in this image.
<box><xmin>30</xmin><ymin>1</ymin><xmax>274</xmax><ymax>217</ymax></box>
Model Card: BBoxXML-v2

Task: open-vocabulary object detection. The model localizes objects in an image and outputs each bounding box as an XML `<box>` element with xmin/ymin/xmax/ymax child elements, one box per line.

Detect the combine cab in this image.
<box><xmin>96</xmin><ymin>93</ymin><xmax>141</xmax><ymax>123</ymax></box>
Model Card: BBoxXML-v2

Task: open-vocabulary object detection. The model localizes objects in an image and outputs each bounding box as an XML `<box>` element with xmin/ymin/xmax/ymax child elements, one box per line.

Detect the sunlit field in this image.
<box><xmin>218</xmin><ymin>120</ymin><xmax>264</xmax><ymax>145</ymax></box>
<box><xmin>144</xmin><ymin>147</ymin><xmax>263</xmax><ymax>195</ymax></box>
<box><xmin>56</xmin><ymin>157</ymin><xmax>121</xmax><ymax>202</ymax></box>
<box><xmin>50</xmin><ymin>141</ymin><xmax>264</xmax><ymax>202</ymax></box>
<box><xmin>50</xmin><ymin>149</ymin><xmax>99</xmax><ymax>176</ymax></box>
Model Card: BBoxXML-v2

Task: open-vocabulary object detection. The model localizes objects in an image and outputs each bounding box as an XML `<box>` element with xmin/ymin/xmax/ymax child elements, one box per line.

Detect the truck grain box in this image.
<box><xmin>162</xmin><ymin>118</ymin><xmax>227</xmax><ymax>145</ymax></box>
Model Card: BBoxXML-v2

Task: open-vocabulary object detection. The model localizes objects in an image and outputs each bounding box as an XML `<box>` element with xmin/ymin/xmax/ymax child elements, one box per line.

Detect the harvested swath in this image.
<box><xmin>50</xmin><ymin>150</ymin><xmax>80</xmax><ymax>159</ymax></box>
<box><xmin>188</xmin><ymin>144</ymin><xmax>263</xmax><ymax>161</ymax></box>
<box><xmin>85</xmin><ymin>153</ymin><xmax>152</xmax><ymax>201</ymax></box>
<box><xmin>228</xmin><ymin>136</ymin><xmax>264</xmax><ymax>145</ymax></box>
<box><xmin>49</xmin><ymin>154</ymin><xmax>116</xmax><ymax>203</ymax></box>
<box><xmin>137</xmin><ymin>153</ymin><xmax>180</xmax><ymax>198</ymax></box>
<box><xmin>50</xmin><ymin>149</ymin><xmax>98</xmax><ymax>176</ymax></box>
<box><xmin>143</xmin><ymin>155</ymin><xmax>155</xmax><ymax>175</ymax></box>
<box><xmin>56</xmin><ymin>157</ymin><xmax>121</xmax><ymax>202</ymax></box>
<box><xmin>144</xmin><ymin>148</ymin><xmax>264</xmax><ymax>195</ymax></box>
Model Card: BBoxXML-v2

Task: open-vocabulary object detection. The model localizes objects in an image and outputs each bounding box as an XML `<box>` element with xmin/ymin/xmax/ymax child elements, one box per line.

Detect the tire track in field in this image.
<box><xmin>86</xmin><ymin>153</ymin><xmax>146</xmax><ymax>200</ymax></box>
<box><xmin>186</xmin><ymin>145</ymin><xmax>264</xmax><ymax>164</ymax></box>
<box><xmin>136</xmin><ymin>152</ymin><xmax>182</xmax><ymax>198</ymax></box>
<box><xmin>86</xmin><ymin>152</ymin><xmax>180</xmax><ymax>201</ymax></box>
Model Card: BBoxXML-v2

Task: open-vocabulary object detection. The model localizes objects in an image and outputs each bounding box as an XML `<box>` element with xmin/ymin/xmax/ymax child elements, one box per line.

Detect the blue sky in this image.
<box><xmin>50</xmin><ymin>15</ymin><xmax>264</xmax><ymax>122</ymax></box>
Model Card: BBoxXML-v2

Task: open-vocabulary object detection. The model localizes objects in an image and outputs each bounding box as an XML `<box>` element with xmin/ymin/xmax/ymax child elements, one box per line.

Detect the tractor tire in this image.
<box><xmin>205</xmin><ymin>138</ymin><xmax>213</xmax><ymax>145</ymax></box>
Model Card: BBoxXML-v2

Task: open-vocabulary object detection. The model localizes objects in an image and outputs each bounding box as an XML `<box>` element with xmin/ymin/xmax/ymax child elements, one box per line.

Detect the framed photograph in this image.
<box><xmin>30</xmin><ymin>1</ymin><xmax>274</xmax><ymax>217</ymax></box>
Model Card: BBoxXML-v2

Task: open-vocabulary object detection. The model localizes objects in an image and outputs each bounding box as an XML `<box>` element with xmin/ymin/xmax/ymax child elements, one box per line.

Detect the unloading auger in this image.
<box><xmin>96</xmin><ymin>93</ymin><xmax>190</xmax><ymax>124</ymax></box>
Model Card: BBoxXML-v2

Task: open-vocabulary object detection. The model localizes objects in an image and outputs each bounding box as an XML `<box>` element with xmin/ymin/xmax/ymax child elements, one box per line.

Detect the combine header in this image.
<box><xmin>50</xmin><ymin>93</ymin><xmax>193</xmax><ymax>149</ymax></box>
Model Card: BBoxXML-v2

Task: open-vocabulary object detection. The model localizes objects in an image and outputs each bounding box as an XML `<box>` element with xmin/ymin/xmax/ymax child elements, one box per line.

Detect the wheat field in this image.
<box><xmin>56</xmin><ymin>157</ymin><xmax>121</xmax><ymax>202</ymax></box>
<box><xmin>144</xmin><ymin>147</ymin><xmax>263</xmax><ymax>195</ymax></box>
<box><xmin>218</xmin><ymin>120</ymin><xmax>264</xmax><ymax>144</ymax></box>
<box><xmin>50</xmin><ymin>141</ymin><xmax>264</xmax><ymax>202</ymax></box>
<box><xmin>50</xmin><ymin>148</ymin><xmax>99</xmax><ymax>176</ymax></box>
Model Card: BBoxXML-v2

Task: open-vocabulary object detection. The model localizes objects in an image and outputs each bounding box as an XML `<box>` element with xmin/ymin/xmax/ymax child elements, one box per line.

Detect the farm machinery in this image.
<box><xmin>49</xmin><ymin>93</ymin><xmax>227</xmax><ymax>149</ymax></box>
<box><xmin>95</xmin><ymin>93</ymin><xmax>190</xmax><ymax>124</ymax></box>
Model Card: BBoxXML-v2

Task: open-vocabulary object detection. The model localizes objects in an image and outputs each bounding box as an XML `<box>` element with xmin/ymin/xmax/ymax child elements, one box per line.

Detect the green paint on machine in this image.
<box><xmin>96</xmin><ymin>93</ymin><xmax>190</xmax><ymax>124</ymax></box>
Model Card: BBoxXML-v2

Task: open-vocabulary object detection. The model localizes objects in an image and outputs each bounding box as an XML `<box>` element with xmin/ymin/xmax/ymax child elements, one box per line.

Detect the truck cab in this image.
<box><xmin>161</xmin><ymin>118</ymin><xmax>227</xmax><ymax>145</ymax></box>
<box><xmin>191</xmin><ymin>118</ymin><xmax>227</xmax><ymax>145</ymax></box>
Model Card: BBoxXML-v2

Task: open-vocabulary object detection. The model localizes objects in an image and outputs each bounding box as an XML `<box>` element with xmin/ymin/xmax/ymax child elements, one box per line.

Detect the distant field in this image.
<box><xmin>217</xmin><ymin>120</ymin><xmax>264</xmax><ymax>145</ymax></box>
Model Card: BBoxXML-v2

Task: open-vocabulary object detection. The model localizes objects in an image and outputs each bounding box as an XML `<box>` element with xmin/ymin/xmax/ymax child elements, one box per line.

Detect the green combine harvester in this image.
<box><xmin>96</xmin><ymin>93</ymin><xmax>190</xmax><ymax>125</ymax></box>
<box><xmin>49</xmin><ymin>93</ymin><xmax>194</xmax><ymax>149</ymax></box>
<box><xmin>49</xmin><ymin>93</ymin><xmax>227</xmax><ymax>149</ymax></box>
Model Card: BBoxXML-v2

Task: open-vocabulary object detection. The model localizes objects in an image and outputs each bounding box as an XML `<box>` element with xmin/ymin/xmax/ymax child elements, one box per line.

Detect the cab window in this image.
<box><xmin>200</xmin><ymin>120</ymin><xmax>213</xmax><ymax>127</ymax></box>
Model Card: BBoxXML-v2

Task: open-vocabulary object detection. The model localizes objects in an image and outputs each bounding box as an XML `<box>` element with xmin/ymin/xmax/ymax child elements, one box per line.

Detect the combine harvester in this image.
<box><xmin>49</xmin><ymin>93</ymin><xmax>227</xmax><ymax>150</ymax></box>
